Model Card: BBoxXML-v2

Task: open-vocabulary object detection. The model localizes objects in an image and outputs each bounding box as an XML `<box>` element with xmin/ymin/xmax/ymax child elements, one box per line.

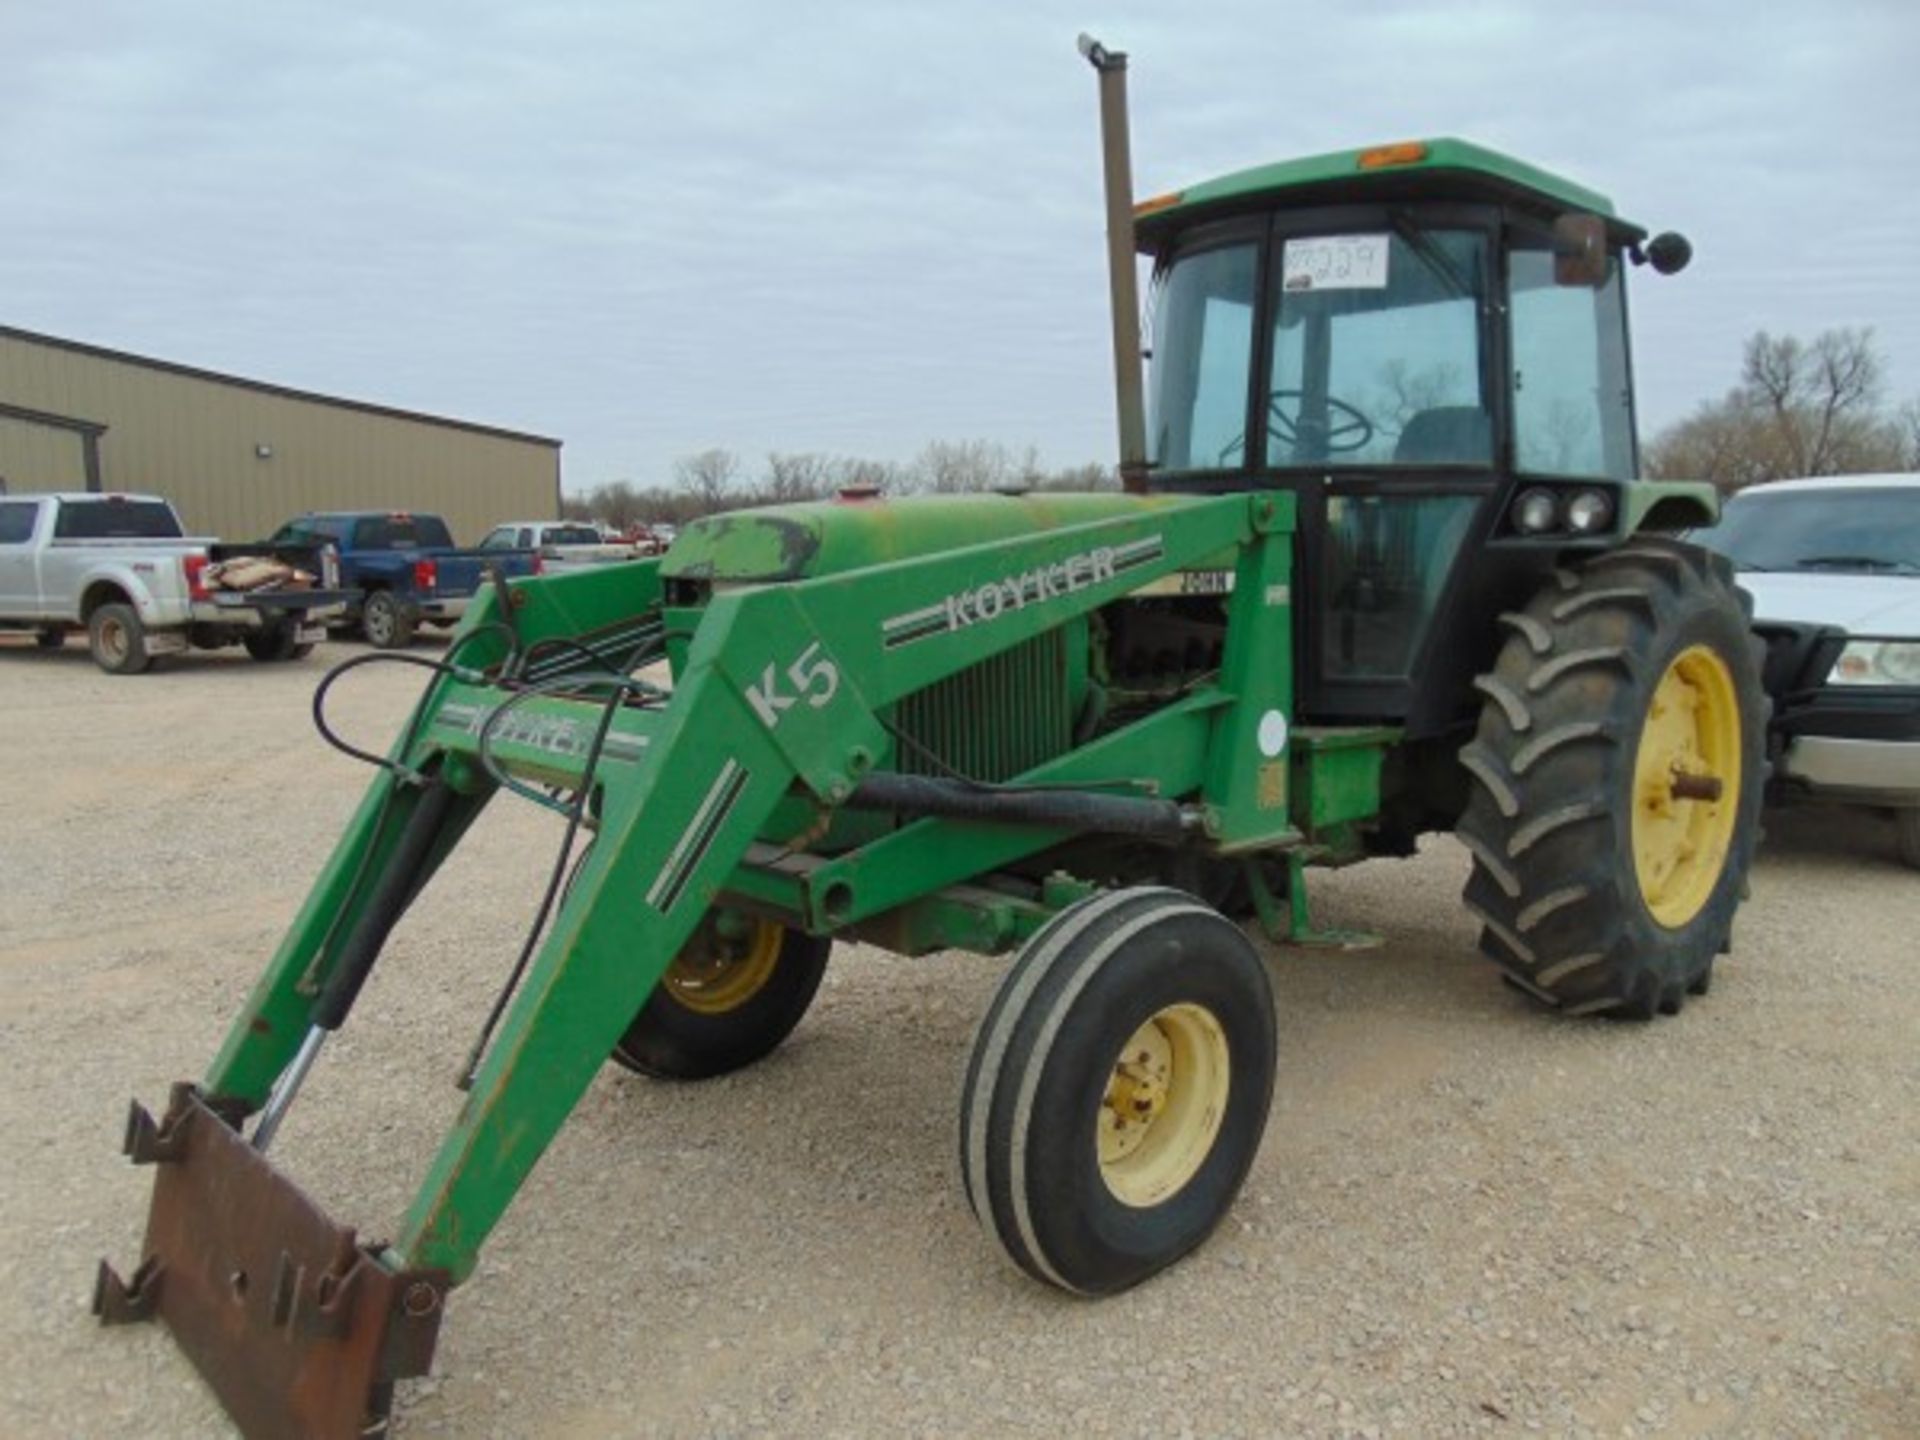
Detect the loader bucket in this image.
<box><xmin>95</xmin><ymin>1084</ymin><xmax>448</xmax><ymax>1440</ymax></box>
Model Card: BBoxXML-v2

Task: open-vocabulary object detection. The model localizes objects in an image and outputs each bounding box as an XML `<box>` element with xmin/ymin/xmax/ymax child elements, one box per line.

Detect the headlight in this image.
<box><xmin>1512</xmin><ymin>488</ymin><xmax>1559</xmax><ymax>534</ymax></box>
<box><xmin>1829</xmin><ymin>640</ymin><xmax>1920</xmax><ymax>687</ymax></box>
<box><xmin>1565</xmin><ymin>488</ymin><xmax>1614</xmax><ymax>535</ymax></box>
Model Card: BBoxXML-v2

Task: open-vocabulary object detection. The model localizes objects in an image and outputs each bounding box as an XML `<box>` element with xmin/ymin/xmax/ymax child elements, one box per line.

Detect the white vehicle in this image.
<box><xmin>478</xmin><ymin>520</ymin><xmax>655</xmax><ymax>574</ymax></box>
<box><xmin>1693</xmin><ymin>474</ymin><xmax>1920</xmax><ymax>867</ymax></box>
<box><xmin>0</xmin><ymin>492</ymin><xmax>353</xmax><ymax>674</ymax></box>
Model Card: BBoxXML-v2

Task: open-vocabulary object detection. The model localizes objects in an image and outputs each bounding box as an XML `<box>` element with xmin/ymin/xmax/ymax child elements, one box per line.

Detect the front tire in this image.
<box><xmin>611</xmin><ymin>913</ymin><xmax>829</xmax><ymax>1079</ymax></box>
<box><xmin>1457</xmin><ymin>541</ymin><xmax>1766</xmax><ymax>1018</ymax></box>
<box><xmin>959</xmin><ymin>887</ymin><xmax>1276</xmax><ymax>1295</ymax></box>
<box><xmin>88</xmin><ymin>603</ymin><xmax>152</xmax><ymax>675</ymax></box>
<box><xmin>360</xmin><ymin>591</ymin><xmax>415</xmax><ymax>649</ymax></box>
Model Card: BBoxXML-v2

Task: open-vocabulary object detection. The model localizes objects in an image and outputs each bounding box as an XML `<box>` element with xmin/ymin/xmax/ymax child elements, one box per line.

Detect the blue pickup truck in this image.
<box><xmin>266</xmin><ymin>511</ymin><xmax>539</xmax><ymax>648</ymax></box>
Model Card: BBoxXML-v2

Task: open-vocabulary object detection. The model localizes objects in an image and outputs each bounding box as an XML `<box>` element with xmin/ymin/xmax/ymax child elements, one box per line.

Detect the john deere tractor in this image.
<box><xmin>97</xmin><ymin>38</ymin><xmax>1763</xmax><ymax>1439</ymax></box>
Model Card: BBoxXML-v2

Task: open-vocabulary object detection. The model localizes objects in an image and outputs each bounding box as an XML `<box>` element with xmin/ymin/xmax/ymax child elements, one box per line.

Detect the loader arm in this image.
<box><xmin>100</xmin><ymin>491</ymin><xmax>1288</xmax><ymax>1439</ymax></box>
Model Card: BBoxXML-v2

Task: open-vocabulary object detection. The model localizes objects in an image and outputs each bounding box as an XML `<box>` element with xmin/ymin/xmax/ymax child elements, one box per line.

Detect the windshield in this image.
<box><xmin>1697</xmin><ymin>486</ymin><xmax>1920</xmax><ymax>574</ymax></box>
<box><xmin>1266</xmin><ymin>227</ymin><xmax>1489</xmax><ymax>467</ymax></box>
<box><xmin>1146</xmin><ymin>225</ymin><xmax>1494</xmax><ymax>473</ymax></box>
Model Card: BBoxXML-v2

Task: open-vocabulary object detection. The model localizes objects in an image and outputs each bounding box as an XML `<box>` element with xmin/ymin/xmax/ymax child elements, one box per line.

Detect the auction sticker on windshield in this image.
<box><xmin>1282</xmin><ymin>235</ymin><xmax>1389</xmax><ymax>292</ymax></box>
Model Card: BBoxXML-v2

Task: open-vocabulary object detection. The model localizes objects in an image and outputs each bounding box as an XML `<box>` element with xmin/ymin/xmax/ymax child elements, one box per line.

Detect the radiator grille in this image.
<box><xmin>889</xmin><ymin>631</ymin><xmax>1072</xmax><ymax>784</ymax></box>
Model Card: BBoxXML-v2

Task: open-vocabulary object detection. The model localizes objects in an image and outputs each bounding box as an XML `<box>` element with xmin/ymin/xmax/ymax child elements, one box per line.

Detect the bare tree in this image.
<box><xmin>1031</xmin><ymin>461</ymin><xmax>1119</xmax><ymax>492</ymax></box>
<box><xmin>563</xmin><ymin>480</ymin><xmax>648</xmax><ymax>530</ymax></box>
<box><xmin>673</xmin><ymin>448</ymin><xmax>740</xmax><ymax>516</ymax></box>
<box><xmin>913</xmin><ymin>439</ymin><xmax>1026</xmax><ymax>494</ymax></box>
<box><xmin>1646</xmin><ymin>328</ymin><xmax>1911</xmax><ymax>491</ymax></box>
<box><xmin>761</xmin><ymin>452</ymin><xmax>835</xmax><ymax>504</ymax></box>
<box><xmin>1894</xmin><ymin>398</ymin><xmax>1920</xmax><ymax>471</ymax></box>
<box><xmin>566</xmin><ymin>443</ymin><xmax>1121</xmax><ymax>521</ymax></box>
<box><xmin>1742</xmin><ymin>328</ymin><xmax>1883</xmax><ymax>477</ymax></box>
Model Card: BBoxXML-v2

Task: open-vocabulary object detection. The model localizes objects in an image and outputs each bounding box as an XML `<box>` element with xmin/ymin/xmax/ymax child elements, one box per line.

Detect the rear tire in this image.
<box><xmin>1456</xmin><ymin>540</ymin><xmax>1766</xmax><ymax>1018</ymax></box>
<box><xmin>361</xmin><ymin>591</ymin><xmax>415</xmax><ymax>649</ymax></box>
<box><xmin>243</xmin><ymin>625</ymin><xmax>301</xmax><ymax>662</ymax></box>
<box><xmin>959</xmin><ymin>887</ymin><xmax>1275</xmax><ymax>1295</ymax></box>
<box><xmin>611</xmin><ymin>913</ymin><xmax>829</xmax><ymax>1079</ymax></box>
<box><xmin>87</xmin><ymin>603</ymin><xmax>152</xmax><ymax>675</ymax></box>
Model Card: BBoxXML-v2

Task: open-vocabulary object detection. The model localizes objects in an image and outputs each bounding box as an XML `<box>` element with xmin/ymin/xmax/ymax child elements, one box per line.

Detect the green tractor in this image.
<box><xmin>98</xmin><ymin>38</ymin><xmax>1764</xmax><ymax>1439</ymax></box>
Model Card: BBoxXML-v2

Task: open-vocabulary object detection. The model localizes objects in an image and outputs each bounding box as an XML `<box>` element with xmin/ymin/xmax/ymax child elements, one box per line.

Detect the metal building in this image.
<box><xmin>0</xmin><ymin>325</ymin><xmax>561</xmax><ymax>543</ymax></box>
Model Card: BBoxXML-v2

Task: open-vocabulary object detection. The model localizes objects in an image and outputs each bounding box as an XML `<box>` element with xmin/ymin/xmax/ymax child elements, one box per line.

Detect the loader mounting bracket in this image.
<box><xmin>94</xmin><ymin>1084</ymin><xmax>449</xmax><ymax>1439</ymax></box>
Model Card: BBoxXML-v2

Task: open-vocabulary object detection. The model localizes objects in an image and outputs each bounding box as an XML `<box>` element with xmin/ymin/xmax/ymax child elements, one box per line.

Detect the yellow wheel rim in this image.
<box><xmin>1631</xmin><ymin>644</ymin><xmax>1742</xmax><ymax>929</ymax></box>
<box><xmin>663</xmin><ymin>915</ymin><xmax>782</xmax><ymax>1016</ymax></box>
<box><xmin>1096</xmin><ymin>1003</ymin><xmax>1230</xmax><ymax>1208</ymax></box>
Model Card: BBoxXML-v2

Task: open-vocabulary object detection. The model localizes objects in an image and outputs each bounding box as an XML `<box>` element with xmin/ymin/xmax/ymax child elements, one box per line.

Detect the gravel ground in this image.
<box><xmin>2</xmin><ymin>634</ymin><xmax>1916</xmax><ymax>1439</ymax></box>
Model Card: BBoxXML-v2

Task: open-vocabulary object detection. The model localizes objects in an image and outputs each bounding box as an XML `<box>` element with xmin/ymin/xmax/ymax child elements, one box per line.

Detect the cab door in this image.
<box><xmin>1258</xmin><ymin>208</ymin><xmax>1503</xmax><ymax>728</ymax></box>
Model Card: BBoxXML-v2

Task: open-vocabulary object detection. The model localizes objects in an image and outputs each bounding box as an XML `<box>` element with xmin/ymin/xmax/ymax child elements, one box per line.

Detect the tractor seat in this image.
<box><xmin>1394</xmin><ymin>406</ymin><xmax>1492</xmax><ymax>466</ymax></box>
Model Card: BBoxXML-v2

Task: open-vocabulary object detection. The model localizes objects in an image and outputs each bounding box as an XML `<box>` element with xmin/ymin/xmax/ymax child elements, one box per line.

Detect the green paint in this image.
<box><xmin>664</xmin><ymin>491</ymin><xmax>1203</xmax><ymax>584</ymax></box>
<box><xmin>1290</xmin><ymin>727</ymin><xmax>1396</xmax><ymax>838</ymax></box>
<box><xmin>1137</xmin><ymin>136</ymin><xmax>1638</xmax><ymax>244</ymax></box>
<box><xmin>1622</xmin><ymin>478</ymin><xmax>1719</xmax><ymax>532</ymax></box>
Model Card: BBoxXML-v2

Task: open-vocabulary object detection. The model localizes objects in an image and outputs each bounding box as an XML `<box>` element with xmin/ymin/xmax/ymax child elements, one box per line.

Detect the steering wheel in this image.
<box><xmin>1267</xmin><ymin>389</ymin><xmax>1376</xmax><ymax>456</ymax></box>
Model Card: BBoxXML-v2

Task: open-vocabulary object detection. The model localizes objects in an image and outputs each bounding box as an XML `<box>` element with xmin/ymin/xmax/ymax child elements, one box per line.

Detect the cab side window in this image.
<box><xmin>0</xmin><ymin>501</ymin><xmax>37</xmax><ymax>544</ymax></box>
<box><xmin>1509</xmin><ymin>249</ymin><xmax>1634</xmax><ymax>479</ymax></box>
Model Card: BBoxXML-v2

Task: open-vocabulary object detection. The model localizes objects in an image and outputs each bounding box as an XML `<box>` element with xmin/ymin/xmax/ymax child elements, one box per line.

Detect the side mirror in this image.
<box><xmin>1552</xmin><ymin>213</ymin><xmax>1609</xmax><ymax>288</ymax></box>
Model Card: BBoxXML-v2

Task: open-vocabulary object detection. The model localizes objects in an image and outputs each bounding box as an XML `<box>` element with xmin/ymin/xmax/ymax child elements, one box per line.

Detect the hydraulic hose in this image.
<box><xmin>846</xmin><ymin>770</ymin><xmax>1193</xmax><ymax>840</ymax></box>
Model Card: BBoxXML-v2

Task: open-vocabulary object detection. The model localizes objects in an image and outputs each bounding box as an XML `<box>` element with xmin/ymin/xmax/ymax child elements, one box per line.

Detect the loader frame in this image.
<box><xmin>101</xmin><ymin>489</ymin><xmax>1351</xmax><ymax>1436</ymax></box>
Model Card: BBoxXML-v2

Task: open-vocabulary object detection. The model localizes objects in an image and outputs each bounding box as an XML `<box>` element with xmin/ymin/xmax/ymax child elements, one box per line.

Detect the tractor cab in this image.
<box><xmin>1132</xmin><ymin>138</ymin><xmax>1692</xmax><ymax>733</ymax></box>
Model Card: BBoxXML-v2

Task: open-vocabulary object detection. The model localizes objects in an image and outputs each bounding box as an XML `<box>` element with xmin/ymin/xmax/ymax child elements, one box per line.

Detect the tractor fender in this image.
<box><xmin>1621</xmin><ymin>478</ymin><xmax>1720</xmax><ymax>535</ymax></box>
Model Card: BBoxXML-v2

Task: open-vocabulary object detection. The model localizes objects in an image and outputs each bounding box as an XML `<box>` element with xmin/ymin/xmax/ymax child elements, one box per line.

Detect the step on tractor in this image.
<box><xmin>97</xmin><ymin>37</ymin><xmax>1765</xmax><ymax>1439</ymax></box>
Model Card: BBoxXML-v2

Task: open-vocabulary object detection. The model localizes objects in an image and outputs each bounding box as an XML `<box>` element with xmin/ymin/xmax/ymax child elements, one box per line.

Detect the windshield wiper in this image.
<box><xmin>1792</xmin><ymin>554</ymin><xmax>1920</xmax><ymax>574</ymax></box>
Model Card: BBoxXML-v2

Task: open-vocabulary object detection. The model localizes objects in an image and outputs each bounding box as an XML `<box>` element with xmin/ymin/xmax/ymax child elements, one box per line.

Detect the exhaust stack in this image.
<box><xmin>1078</xmin><ymin>34</ymin><xmax>1149</xmax><ymax>494</ymax></box>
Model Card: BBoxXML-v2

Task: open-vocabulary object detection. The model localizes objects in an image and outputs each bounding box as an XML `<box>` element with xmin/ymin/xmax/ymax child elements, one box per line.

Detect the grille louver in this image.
<box><xmin>889</xmin><ymin>631</ymin><xmax>1072</xmax><ymax>784</ymax></box>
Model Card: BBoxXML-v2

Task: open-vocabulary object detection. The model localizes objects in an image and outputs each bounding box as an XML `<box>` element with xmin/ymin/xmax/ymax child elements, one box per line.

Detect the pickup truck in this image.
<box><xmin>0</xmin><ymin>492</ymin><xmax>355</xmax><ymax>675</ymax></box>
<box><xmin>477</xmin><ymin>520</ymin><xmax>660</xmax><ymax>574</ymax></box>
<box><xmin>1693</xmin><ymin>472</ymin><xmax>1920</xmax><ymax>868</ymax></box>
<box><xmin>266</xmin><ymin>510</ymin><xmax>539</xmax><ymax>649</ymax></box>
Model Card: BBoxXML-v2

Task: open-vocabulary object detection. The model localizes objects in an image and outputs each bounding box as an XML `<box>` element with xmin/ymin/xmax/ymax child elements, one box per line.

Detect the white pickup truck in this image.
<box><xmin>1693</xmin><ymin>473</ymin><xmax>1920</xmax><ymax>868</ymax></box>
<box><xmin>477</xmin><ymin>520</ymin><xmax>661</xmax><ymax>574</ymax></box>
<box><xmin>0</xmin><ymin>492</ymin><xmax>356</xmax><ymax>675</ymax></box>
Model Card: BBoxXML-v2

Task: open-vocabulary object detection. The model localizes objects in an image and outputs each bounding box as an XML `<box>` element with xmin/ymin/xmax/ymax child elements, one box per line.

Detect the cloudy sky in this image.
<box><xmin>4</xmin><ymin>1</ymin><xmax>1916</xmax><ymax>491</ymax></box>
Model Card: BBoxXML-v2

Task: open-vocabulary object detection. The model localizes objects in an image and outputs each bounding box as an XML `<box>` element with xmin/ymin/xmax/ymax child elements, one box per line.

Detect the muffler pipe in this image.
<box><xmin>1079</xmin><ymin>33</ymin><xmax>1150</xmax><ymax>493</ymax></box>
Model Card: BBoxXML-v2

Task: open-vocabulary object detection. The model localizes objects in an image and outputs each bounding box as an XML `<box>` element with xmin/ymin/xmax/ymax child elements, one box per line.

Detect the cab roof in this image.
<box><xmin>1133</xmin><ymin>137</ymin><xmax>1643</xmax><ymax>250</ymax></box>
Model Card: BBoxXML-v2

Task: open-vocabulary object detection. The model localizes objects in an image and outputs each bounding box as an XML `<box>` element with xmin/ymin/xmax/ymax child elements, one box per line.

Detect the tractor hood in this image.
<box><xmin>661</xmin><ymin>491</ymin><xmax>1201</xmax><ymax>585</ymax></box>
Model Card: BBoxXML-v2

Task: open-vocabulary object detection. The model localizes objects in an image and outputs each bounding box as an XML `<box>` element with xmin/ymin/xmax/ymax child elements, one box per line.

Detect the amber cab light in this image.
<box><xmin>1357</xmin><ymin>141</ymin><xmax>1429</xmax><ymax>170</ymax></box>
